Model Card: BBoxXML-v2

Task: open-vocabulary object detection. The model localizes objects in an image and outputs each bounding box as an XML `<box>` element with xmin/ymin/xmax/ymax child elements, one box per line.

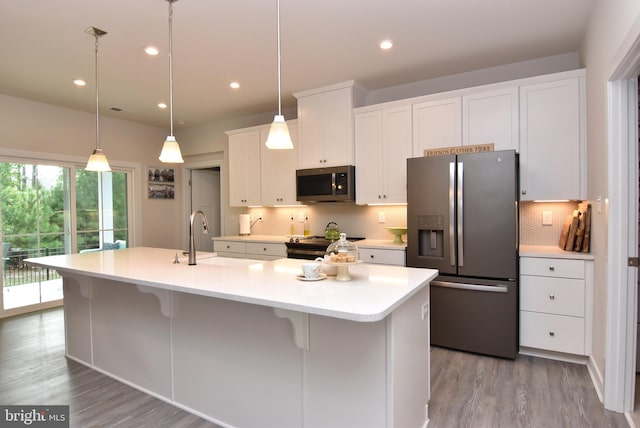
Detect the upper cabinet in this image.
<box><xmin>412</xmin><ymin>97</ymin><xmax>461</xmax><ymax>156</ymax></box>
<box><xmin>412</xmin><ymin>86</ymin><xmax>518</xmax><ymax>157</ymax></box>
<box><xmin>294</xmin><ymin>81</ymin><xmax>366</xmax><ymax>169</ymax></box>
<box><xmin>260</xmin><ymin>122</ymin><xmax>300</xmax><ymax>206</ymax></box>
<box><xmin>462</xmin><ymin>87</ymin><xmax>519</xmax><ymax>151</ymax></box>
<box><xmin>519</xmin><ymin>73</ymin><xmax>585</xmax><ymax>201</ymax></box>
<box><xmin>227</xmin><ymin>128</ymin><xmax>262</xmax><ymax>207</ymax></box>
<box><xmin>355</xmin><ymin>104</ymin><xmax>412</xmax><ymax>204</ymax></box>
<box><xmin>226</xmin><ymin>120</ymin><xmax>299</xmax><ymax>207</ymax></box>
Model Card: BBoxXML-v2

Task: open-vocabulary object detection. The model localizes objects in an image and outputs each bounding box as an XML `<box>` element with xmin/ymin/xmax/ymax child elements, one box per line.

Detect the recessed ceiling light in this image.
<box><xmin>144</xmin><ymin>46</ymin><xmax>159</xmax><ymax>56</ymax></box>
<box><xmin>73</xmin><ymin>79</ymin><xmax>86</xmax><ymax>86</ymax></box>
<box><xmin>379</xmin><ymin>39</ymin><xmax>393</xmax><ymax>50</ymax></box>
<box><xmin>158</xmin><ymin>102</ymin><xmax>167</xmax><ymax>109</ymax></box>
<box><xmin>230</xmin><ymin>82</ymin><xmax>240</xmax><ymax>89</ymax></box>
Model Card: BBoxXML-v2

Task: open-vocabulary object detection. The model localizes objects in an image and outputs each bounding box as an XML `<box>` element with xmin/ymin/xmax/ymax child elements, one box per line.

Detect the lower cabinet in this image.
<box><xmin>359</xmin><ymin>248</ymin><xmax>406</xmax><ymax>266</ymax></box>
<box><xmin>213</xmin><ymin>240</ymin><xmax>286</xmax><ymax>261</ymax></box>
<box><xmin>519</xmin><ymin>256</ymin><xmax>591</xmax><ymax>356</ymax></box>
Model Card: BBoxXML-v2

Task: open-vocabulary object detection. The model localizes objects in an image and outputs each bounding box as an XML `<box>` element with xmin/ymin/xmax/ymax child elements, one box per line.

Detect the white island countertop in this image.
<box><xmin>27</xmin><ymin>247</ymin><xmax>436</xmax><ymax>322</ymax></box>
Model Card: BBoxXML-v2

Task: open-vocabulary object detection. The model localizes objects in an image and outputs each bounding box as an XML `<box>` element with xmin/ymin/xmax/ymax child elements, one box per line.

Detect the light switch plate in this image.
<box><xmin>542</xmin><ymin>211</ymin><xmax>552</xmax><ymax>226</ymax></box>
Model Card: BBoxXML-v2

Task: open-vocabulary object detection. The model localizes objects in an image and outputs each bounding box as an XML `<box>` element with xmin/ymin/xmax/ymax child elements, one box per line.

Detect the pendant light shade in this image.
<box><xmin>159</xmin><ymin>0</ymin><xmax>184</xmax><ymax>163</ymax></box>
<box><xmin>85</xmin><ymin>27</ymin><xmax>111</xmax><ymax>172</ymax></box>
<box><xmin>266</xmin><ymin>0</ymin><xmax>293</xmax><ymax>150</ymax></box>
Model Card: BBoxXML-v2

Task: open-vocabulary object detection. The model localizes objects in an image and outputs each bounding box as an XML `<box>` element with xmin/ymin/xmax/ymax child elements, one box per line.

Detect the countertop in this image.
<box><xmin>520</xmin><ymin>245</ymin><xmax>594</xmax><ymax>260</ymax></box>
<box><xmin>212</xmin><ymin>235</ymin><xmax>407</xmax><ymax>251</ymax></box>
<box><xmin>26</xmin><ymin>247</ymin><xmax>435</xmax><ymax>322</ymax></box>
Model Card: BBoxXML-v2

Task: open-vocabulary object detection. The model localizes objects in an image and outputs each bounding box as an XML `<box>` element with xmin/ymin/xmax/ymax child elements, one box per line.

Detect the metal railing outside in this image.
<box><xmin>2</xmin><ymin>247</ymin><xmax>66</xmax><ymax>287</ymax></box>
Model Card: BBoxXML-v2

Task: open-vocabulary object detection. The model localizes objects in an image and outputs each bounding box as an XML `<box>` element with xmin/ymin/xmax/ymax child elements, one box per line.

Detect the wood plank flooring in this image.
<box><xmin>0</xmin><ymin>307</ymin><xmax>631</xmax><ymax>427</ymax></box>
<box><xmin>0</xmin><ymin>308</ymin><xmax>220</xmax><ymax>428</ymax></box>
<box><xmin>429</xmin><ymin>346</ymin><xmax>629</xmax><ymax>427</ymax></box>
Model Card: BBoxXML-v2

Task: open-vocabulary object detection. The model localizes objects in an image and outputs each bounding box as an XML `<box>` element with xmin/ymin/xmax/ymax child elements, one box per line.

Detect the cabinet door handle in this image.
<box><xmin>522</xmin><ymin>190</ymin><xmax>527</xmax><ymax>195</ymax></box>
<box><xmin>549</xmin><ymin>294</ymin><xmax>555</xmax><ymax>300</ymax></box>
<box><xmin>548</xmin><ymin>266</ymin><xmax>555</xmax><ymax>271</ymax></box>
<box><xmin>549</xmin><ymin>331</ymin><xmax>555</xmax><ymax>337</ymax></box>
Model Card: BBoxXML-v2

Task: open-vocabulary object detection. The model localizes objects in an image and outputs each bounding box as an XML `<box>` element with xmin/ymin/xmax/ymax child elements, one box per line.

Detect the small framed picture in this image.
<box><xmin>148</xmin><ymin>183</ymin><xmax>175</xmax><ymax>199</ymax></box>
<box><xmin>148</xmin><ymin>167</ymin><xmax>175</xmax><ymax>183</ymax></box>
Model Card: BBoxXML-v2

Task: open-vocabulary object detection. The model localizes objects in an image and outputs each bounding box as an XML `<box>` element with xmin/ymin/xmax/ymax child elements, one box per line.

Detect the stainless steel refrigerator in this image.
<box><xmin>407</xmin><ymin>150</ymin><xmax>519</xmax><ymax>359</ymax></box>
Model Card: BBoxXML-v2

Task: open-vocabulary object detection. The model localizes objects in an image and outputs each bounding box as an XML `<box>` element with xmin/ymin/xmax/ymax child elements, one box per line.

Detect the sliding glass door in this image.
<box><xmin>1</xmin><ymin>161</ymin><xmax>130</xmax><ymax>316</ymax></box>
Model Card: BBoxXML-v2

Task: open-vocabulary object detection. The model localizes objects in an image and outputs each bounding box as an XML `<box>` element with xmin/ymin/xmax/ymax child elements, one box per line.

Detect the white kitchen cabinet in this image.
<box><xmin>227</xmin><ymin>129</ymin><xmax>262</xmax><ymax>207</ymax></box>
<box><xmin>519</xmin><ymin>74</ymin><xmax>586</xmax><ymax>201</ymax></box>
<box><xmin>355</xmin><ymin>104</ymin><xmax>412</xmax><ymax>204</ymax></box>
<box><xmin>245</xmin><ymin>242</ymin><xmax>286</xmax><ymax>260</ymax></box>
<box><xmin>462</xmin><ymin>87</ymin><xmax>519</xmax><ymax>151</ymax></box>
<box><xmin>412</xmin><ymin>97</ymin><xmax>462</xmax><ymax>156</ymax></box>
<box><xmin>359</xmin><ymin>247</ymin><xmax>406</xmax><ymax>266</ymax></box>
<box><xmin>260</xmin><ymin>121</ymin><xmax>300</xmax><ymax>206</ymax></box>
<box><xmin>213</xmin><ymin>240</ymin><xmax>246</xmax><ymax>258</ymax></box>
<box><xmin>295</xmin><ymin>81</ymin><xmax>365</xmax><ymax>168</ymax></box>
<box><xmin>519</xmin><ymin>256</ymin><xmax>591</xmax><ymax>356</ymax></box>
<box><xmin>213</xmin><ymin>239</ymin><xmax>286</xmax><ymax>261</ymax></box>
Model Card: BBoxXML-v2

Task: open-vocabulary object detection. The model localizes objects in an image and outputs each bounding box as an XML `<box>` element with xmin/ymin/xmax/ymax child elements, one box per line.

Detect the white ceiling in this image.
<box><xmin>0</xmin><ymin>0</ymin><xmax>596</xmax><ymax>129</ymax></box>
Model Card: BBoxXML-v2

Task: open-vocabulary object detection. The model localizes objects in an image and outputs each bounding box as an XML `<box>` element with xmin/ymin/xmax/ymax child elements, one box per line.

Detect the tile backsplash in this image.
<box><xmin>520</xmin><ymin>201</ymin><xmax>581</xmax><ymax>246</ymax></box>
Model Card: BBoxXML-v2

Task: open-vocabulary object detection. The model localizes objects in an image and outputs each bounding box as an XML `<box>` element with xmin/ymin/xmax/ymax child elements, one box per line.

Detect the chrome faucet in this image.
<box><xmin>188</xmin><ymin>209</ymin><xmax>209</xmax><ymax>265</ymax></box>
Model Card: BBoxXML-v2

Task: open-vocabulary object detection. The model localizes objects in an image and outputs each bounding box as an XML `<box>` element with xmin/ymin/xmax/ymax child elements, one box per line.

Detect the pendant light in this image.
<box><xmin>265</xmin><ymin>0</ymin><xmax>293</xmax><ymax>150</ymax></box>
<box><xmin>85</xmin><ymin>27</ymin><xmax>111</xmax><ymax>172</ymax></box>
<box><xmin>159</xmin><ymin>0</ymin><xmax>185</xmax><ymax>163</ymax></box>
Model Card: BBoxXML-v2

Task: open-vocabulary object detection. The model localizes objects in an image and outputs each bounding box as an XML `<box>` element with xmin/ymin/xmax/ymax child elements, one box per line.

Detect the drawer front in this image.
<box><xmin>520</xmin><ymin>257</ymin><xmax>584</xmax><ymax>279</ymax></box>
<box><xmin>520</xmin><ymin>311</ymin><xmax>585</xmax><ymax>355</ymax></box>
<box><xmin>359</xmin><ymin>248</ymin><xmax>406</xmax><ymax>266</ymax></box>
<box><xmin>520</xmin><ymin>275</ymin><xmax>584</xmax><ymax>317</ymax></box>
<box><xmin>213</xmin><ymin>240</ymin><xmax>246</xmax><ymax>255</ymax></box>
<box><xmin>245</xmin><ymin>242</ymin><xmax>286</xmax><ymax>258</ymax></box>
<box><xmin>214</xmin><ymin>251</ymin><xmax>246</xmax><ymax>259</ymax></box>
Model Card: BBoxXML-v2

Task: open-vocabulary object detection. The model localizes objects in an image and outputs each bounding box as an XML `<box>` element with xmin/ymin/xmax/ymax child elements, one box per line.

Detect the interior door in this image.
<box><xmin>190</xmin><ymin>168</ymin><xmax>221</xmax><ymax>252</ymax></box>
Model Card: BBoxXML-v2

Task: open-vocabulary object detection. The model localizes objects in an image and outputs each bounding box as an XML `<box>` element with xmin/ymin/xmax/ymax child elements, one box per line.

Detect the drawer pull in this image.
<box><xmin>549</xmin><ymin>294</ymin><xmax>555</xmax><ymax>300</ymax></box>
<box><xmin>549</xmin><ymin>331</ymin><xmax>555</xmax><ymax>337</ymax></box>
<box><xmin>548</xmin><ymin>266</ymin><xmax>555</xmax><ymax>271</ymax></box>
<box><xmin>226</xmin><ymin>245</ymin><xmax>231</xmax><ymax>249</ymax></box>
<box><xmin>370</xmin><ymin>255</ymin><xmax>375</xmax><ymax>259</ymax></box>
<box><xmin>263</xmin><ymin>248</ymin><xmax>267</xmax><ymax>251</ymax></box>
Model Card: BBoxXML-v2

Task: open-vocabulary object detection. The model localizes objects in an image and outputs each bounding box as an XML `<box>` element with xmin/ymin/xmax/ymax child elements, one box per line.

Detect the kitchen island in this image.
<box><xmin>27</xmin><ymin>247</ymin><xmax>436</xmax><ymax>428</ymax></box>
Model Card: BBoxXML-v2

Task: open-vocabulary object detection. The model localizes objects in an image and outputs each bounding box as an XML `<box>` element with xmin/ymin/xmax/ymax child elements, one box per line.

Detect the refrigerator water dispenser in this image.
<box><xmin>417</xmin><ymin>215</ymin><xmax>444</xmax><ymax>257</ymax></box>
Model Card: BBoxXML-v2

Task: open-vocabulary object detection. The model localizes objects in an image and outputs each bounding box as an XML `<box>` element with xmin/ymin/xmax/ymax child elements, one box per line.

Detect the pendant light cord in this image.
<box><xmin>276</xmin><ymin>0</ymin><xmax>282</xmax><ymax>116</ymax></box>
<box><xmin>94</xmin><ymin>33</ymin><xmax>101</xmax><ymax>150</ymax></box>
<box><xmin>168</xmin><ymin>0</ymin><xmax>175</xmax><ymax>137</ymax></box>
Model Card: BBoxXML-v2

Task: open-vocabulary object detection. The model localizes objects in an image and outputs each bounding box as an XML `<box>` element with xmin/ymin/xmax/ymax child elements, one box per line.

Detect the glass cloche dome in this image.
<box><xmin>326</xmin><ymin>233</ymin><xmax>359</xmax><ymax>263</ymax></box>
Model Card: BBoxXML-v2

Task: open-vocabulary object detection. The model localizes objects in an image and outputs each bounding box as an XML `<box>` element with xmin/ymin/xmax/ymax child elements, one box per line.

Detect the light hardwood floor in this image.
<box><xmin>0</xmin><ymin>307</ymin><xmax>631</xmax><ymax>427</ymax></box>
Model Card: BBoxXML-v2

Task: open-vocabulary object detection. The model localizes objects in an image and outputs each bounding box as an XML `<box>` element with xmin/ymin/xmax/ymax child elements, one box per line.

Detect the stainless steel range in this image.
<box><xmin>285</xmin><ymin>236</ymin><xmax>365</xmax><ymax>260</ymax></box>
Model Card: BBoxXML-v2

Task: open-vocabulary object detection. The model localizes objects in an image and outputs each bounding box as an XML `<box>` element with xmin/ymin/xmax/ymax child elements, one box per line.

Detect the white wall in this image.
<box><xmin>581</xmin><ymin>0</ymin><xmax>640</xmax><ymax>381</ymax></box>
<box><xmin>0</xmin><ymin>93</ymin><xmax>184</xmax><ymax>249</ymax></box>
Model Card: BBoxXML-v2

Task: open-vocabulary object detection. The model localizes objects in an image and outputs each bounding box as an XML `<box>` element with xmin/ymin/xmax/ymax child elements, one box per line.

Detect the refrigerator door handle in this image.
<box><xmin>449</xmin><ymin>162</ymin><xmax>456</xmax><ymax>266</ymax></box>
<box><xmin>431</xmin><ymin>280</ymin><xmax>509</xmax><ymax>293</ymax></box>
<box><xmin>457</xmin><ymin>161</ymin><xmax>464</xmax><ymax>267</ymax></box>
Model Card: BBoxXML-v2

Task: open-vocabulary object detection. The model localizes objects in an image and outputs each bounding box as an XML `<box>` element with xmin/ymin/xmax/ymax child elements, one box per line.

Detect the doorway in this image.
<box><xmin>188</xmin><ymin>167</ymin><xmax>221</xmax><ymax>252</ymax></box>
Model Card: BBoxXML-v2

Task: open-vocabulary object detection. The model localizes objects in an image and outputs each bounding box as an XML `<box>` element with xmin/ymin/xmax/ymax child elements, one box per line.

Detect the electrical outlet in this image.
<box><xmin>258</xmin><ymin>211</ymin><xmax>263</xmax><ymax>221</ymax></box>
<box><xmin>298</xmin><ymin>212</ymin><xmax>306</xmax><ymax>222</ymax></box>
<box><xmin>378</xmin><ymin>211</ymin><xmax>386</xmax><ymax>223</ymax></box>
<box><xmin>542</xmin><ymin>211</ymin><xmax>552</xmax><ymax>226</ymax></box>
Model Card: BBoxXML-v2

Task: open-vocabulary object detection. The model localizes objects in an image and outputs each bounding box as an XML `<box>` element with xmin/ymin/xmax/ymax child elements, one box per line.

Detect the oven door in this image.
<box><xmin>286</xmin><ymin>247</ymin><xmax>326</xmax><ymax>260</ymax></box>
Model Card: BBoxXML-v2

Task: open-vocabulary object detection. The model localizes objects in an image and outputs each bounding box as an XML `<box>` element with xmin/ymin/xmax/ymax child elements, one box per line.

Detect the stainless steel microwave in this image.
<box><xmin>296</xmin><ymin>165</ymin><xmax>355</xmax><ymax>202</ymax></box>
